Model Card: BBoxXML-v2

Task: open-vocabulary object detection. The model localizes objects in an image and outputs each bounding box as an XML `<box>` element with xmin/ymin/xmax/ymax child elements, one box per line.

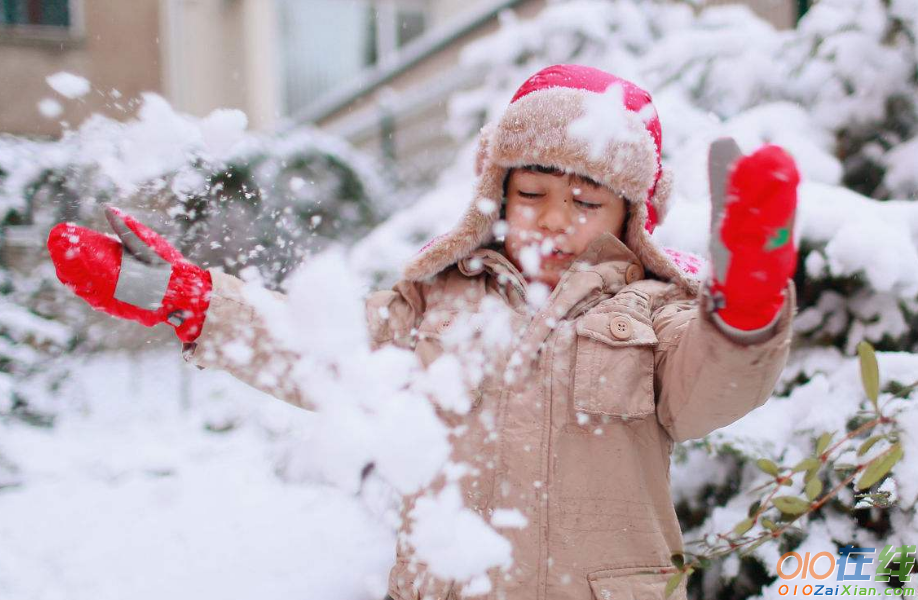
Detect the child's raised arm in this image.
<box><xmin>179</xmin><ymin>269</ymin><xmax>310</xmax><ymax>408</ymax></box>
<box><xmin>47</xmin><ymin>206</ymin><xmax>427</xmax><ymax>411</ymax></box>
<box><xmin>654</xmin><ymin>138</ymin><xmax>800</xmax><ymax>442</ymax></box>
<box><xmin>183</xmin><ymin>270</ymin><xmax>427</xmax><ymax>409</ymax></box>
<box><xmin>652</xmin><ymin>280</ymin><xmax>796</xmax><ymax>443</ymax></box>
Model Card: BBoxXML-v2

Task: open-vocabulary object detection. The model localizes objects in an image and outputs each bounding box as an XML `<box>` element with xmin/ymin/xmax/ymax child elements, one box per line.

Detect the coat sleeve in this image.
<box><xmin>182</xmin><ymin>269</ymin><xmax>427</xmax><ymax>410</ymax></box>
<box><xmin>652</xmin><ymin>280</ymin><xmax>797</xmax><ymax>443</ymax></box>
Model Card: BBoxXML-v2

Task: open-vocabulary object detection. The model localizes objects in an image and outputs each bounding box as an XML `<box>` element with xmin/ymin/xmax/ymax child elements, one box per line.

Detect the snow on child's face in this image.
<box><xmin>503</xmin><ymin>166</ymin><xmax>627</xmax><ymax>289</ymax></box>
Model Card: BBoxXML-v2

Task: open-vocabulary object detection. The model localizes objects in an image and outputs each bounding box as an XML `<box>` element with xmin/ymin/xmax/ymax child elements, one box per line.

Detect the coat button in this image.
<box><xmin>438</xmin><ymin>319</ymin><xmax>452</xmax><ymax>332</ymax></box>
<box><xmin>609</xmin><ymin>316</ymin><xmax>633</xmax><ymax>340</ymax></box>
<box><xmin>625</xmin><ymin>263</ymin><xmax>644</xmax><ymax>284</ymax></box>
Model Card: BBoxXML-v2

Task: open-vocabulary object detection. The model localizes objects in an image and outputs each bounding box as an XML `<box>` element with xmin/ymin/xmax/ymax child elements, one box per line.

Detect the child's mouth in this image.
<box><xmin>544</xmin><ymin>248</ymin><xmax>574</xmax><ymax>262</ymax></box>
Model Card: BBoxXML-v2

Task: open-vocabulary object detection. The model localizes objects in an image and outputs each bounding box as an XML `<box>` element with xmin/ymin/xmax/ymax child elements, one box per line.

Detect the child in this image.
<box><xmin>48</xmin><ymin>64</ymin><xmax>799</xmax><ymax>600</ymax></box>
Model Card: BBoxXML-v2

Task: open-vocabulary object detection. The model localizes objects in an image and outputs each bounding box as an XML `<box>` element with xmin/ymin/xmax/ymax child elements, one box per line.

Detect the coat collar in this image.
<box><xmin>457</xmin><ymin>233</ymin><xmax>645</xmax><ymax>318</ymax></box>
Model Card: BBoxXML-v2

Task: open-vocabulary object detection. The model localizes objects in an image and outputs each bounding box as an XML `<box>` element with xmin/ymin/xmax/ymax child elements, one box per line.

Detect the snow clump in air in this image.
<box><xmin>46</xmin><ymin>71</ymin><xmax>91</xmax><ymax>99</ymax></box>
<box><xmin>37</xmin><ymin>98</ymin><xmax>63</xmax><ymax>119</ymax></box>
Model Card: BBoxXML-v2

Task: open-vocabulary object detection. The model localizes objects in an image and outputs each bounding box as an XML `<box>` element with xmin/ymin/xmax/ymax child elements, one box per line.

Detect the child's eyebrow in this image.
<box><xmin>520</xmin><ymin>165</ymin><xmax>565</xmax><ymax>177</ymax></box>
<box><xmin>517</xmin><ymin>165</ymin><xmax>605</xmax><ymax>190</ymax></box>
<box><xmin>572</xmin><ymin>175</ymin><xmax>603</xmax><ymax>189</ymax></box>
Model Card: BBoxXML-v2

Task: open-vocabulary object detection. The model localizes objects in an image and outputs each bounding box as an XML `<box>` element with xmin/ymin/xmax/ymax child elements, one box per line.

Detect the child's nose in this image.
<box><xmin>537</xmin><ymin>197</ymin><xmax>572</xmax><ymax>233</ymax></box>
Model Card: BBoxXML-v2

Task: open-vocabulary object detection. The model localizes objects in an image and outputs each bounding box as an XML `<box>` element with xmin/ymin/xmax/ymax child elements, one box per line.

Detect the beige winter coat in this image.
<box><xmin>183</xmin><ymin>232</ymin><xmax>796</xmax><ymax>600</ymax></box>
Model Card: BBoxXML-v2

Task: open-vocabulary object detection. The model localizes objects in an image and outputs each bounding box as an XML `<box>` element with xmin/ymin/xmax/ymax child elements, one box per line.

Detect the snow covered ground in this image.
<box><xmin>0</xmin><ymin>350</ymin><xmax>397</xmax><ymax>600</ymax></box>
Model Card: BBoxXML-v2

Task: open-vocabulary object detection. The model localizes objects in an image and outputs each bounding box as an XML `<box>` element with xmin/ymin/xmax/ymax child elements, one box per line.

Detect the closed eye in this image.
<box><xmin>519</xmin><ymin>191</ymin><xmax>544</xmax><ymax>198</ymax></box>
<box><xmin>574</xmin><ymin>199</ymin><xmax>602</xmax><ymax>209</ymax></box>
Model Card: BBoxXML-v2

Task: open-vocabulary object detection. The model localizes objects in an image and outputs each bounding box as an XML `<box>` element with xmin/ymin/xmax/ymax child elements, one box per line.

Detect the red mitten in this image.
<box><xmin>707</xmin><ymin>138</ymin><xmax>800</xmax><ymax>332</ymax></box>
<box><xmin>47</xmin><ymin>207</ymin><xmax>212</xmax><ymax>342</ymax></box>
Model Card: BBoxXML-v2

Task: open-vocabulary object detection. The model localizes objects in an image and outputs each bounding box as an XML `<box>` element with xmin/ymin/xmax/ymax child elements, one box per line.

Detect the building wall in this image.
<box><xmin>161</xmin><ymin>0</ymin><xmax>280</xmax><ymax>131</ymax></box>
<box><xmin>160</xmin><ymin>0</ymin><xmax>245</xmax><ymax>119</ymax></box>
<box><xmin>0</xmin><ymin>0</ymin><xmax>163</xmax><ymax>138</ymax></box>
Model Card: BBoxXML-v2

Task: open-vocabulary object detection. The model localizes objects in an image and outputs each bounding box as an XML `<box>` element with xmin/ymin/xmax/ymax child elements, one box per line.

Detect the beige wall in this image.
<box><xmin>161</xmin><ymin>0</ymin><xmax>280</xmax><ymax>131</ymax></box>
<box><xmin>0</xmin><ymin>0</ymin><xmax>280</xmax><ymax>138</ymax></box>
<box><xmin>0</xmin><ymin>0</ymin><xmax>163</xmax><ymax>138</ymax></box>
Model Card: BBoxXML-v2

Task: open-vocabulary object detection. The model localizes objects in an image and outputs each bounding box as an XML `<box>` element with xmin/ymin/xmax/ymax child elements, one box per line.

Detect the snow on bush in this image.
<box><xmin>350</xmin><ymin>0</ymin><xmax>918</xmax><ymax>597</ymax></box>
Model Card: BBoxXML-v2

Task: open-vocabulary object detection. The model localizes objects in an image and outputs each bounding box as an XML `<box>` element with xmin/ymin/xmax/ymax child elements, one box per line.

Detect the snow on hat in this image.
<box><xmin>403</xmin><ymin>64</ymin><xmax>700</xmax><ymax>294</ymax></box>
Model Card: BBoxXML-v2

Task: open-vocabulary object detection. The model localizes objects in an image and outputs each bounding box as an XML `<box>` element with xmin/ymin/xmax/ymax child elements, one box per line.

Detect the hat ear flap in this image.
<box><xmin>475</xmin><ymin>122</ymin><xmax>497</xmax><ymax>177</ymax></box>
<box><xmin>650</xmin><ymin>165</ymin><xmax>674</xmax><ymax>226</ymax></box>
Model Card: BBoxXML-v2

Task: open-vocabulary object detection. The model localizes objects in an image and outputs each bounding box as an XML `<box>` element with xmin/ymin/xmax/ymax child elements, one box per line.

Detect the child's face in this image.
<box><xmin>503</xmin><ymin>167</ymin><xmax>627</xmax><ymax>289</ymax></box>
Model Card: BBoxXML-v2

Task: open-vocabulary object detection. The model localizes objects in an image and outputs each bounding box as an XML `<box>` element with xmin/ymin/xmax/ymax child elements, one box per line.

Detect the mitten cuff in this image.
<box><xmin>706</xmin><ymin>280</ymin><xmax>796</xmax><ymax>346</ymax></box>
<box><xmin>710</xmin><ymin>303</ymin><xmax>783</xmax><ymax>345</ymax></box>
<box><xmin>165</xmin><ymin>264</ymin><xmax>213</xmax><ymax>343</ymax></box>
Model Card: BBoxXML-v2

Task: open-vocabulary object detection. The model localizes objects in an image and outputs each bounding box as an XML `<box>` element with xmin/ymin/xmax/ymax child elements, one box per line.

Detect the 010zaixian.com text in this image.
<box><xmin>776</xmin><ymin>545</ymin><xmax>916</xmax><ymax>596</ymax></box>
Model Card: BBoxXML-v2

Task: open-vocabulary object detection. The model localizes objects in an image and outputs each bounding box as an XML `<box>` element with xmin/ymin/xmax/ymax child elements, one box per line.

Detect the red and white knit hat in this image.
<box><xmin>403</xmin><ymin>64</ymin><xmax>700</xmax><ymax>294</ymax></box>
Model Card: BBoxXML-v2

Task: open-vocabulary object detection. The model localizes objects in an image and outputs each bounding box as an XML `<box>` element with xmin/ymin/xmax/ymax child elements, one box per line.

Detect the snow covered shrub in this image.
<box><xmin>0</xmin><ymin>294</ymin><xmax>71</xmax><ymax>422</ymax></box>
<box><xmin>175</xmin><ymin>128</ymin><xmax>391</xmax><ymax>286</ymax></box>
<box><xmin>0</xmin><ymin>89</ymin><xmax>390</xmax><ymax>426</ymax></box>
<box><xmin>0</xmin><ymin>93</ymin><xmax>392</xmax><ymax>291</ymax></box>
<box><xmin>353</xmin><ymin>0</ymin><xmax>918</xmax><ymax>597</ymax></box>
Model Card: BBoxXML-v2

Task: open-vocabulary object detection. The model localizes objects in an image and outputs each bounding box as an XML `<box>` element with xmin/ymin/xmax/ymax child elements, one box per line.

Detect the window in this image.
<box><xmin>1</xmin><ymin>0</ymin><xmax>70</xmax><ymax>28</ymax></box>
<box><xmin>397</xmin><ymin>7</ymin><xmax>426</xmax><ymax>48</ymax></box>
<box><xmin>279</xmin><ymin>0</ymin><xmax>430</xmax><ymax>115</ymax></box>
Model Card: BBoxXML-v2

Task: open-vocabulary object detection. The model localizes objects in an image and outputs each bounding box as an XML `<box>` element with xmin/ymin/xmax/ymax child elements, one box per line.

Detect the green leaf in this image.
<box><xmin>762</xmin><ymin>518</ymin><xmax>779</xmax><ymax>531</ymax></box>
<box><xmin>815</xmin><ymin>432</ymin><xmax>833</xmax><ymax>457</ymax></box>
<box><xmin>855</xmin><ymin>443</ymin><xmax>903</xmax><ymax>491</ymax></box>
<box><xmin>793</xmin><ymin>458</ymin><xmax>821</xmax><ymax>472</ymax></box>
<box><xmin>804</xmin><ymin>466</ymin><xmax>819</xmax><ymax>484</ymax></box>
<box><xmin>756</xmin><ymin>458</ymin><xmax>780</xmax><ymax>477</ymax></box>
<box><xmin>780</xmin><ymin>477</ymin><xmax>793</xmax><ymax>486</ymax></box>
<box><xmin>857</xmin><ymin>435</ymin><xmax>884</xmax><ymax>457</ymax></box>
<box><xmin>699</xmin><ymin>557</ymin><xmax>712</xmax><ymax>569</ymax></box>
<box><xmin>748</xmin><ymin>500</ymin><xmax>761</xmax><ymax>518</ymax></box>
<box><xmin>664</xmin><ymin>573</ymin><xmax>684</xmax><ymax>598</ymax></box>
<box><xmin>805</xmin><ymin>477</ymin><xmax>823</xmax><ymax>501</ymax></box>
<box><xmin>861</xmin><ymin>492</ymin><xmax>891</xmax><ymax>508</ymax></box>
<box><xmin>776</xmin><ymin>511</ymin><xmax>797</xmax><ymax>523</ymax></box>
<box><xmin>773</xmin><ymin>495</ymin><xmax>811</xmax><ymax>515</ymax></box>
<box><xmin>857</xmin><ymin>341</ymin><xmax>880</xmax><ymax>410</ymax></box>
<box><xmin>671</xmin><ymin>553</ymin><xmax>684</xmax><ymax>569</ymax></box>
<box><xmin>834</xmin><ymin>463</ymin><xmax>857</xmax><ymax>471</ymax></box>
<box><xmin>733</xmin><ymin>518</ymin><xmax>755</xmax><ymax>536</ymax></box>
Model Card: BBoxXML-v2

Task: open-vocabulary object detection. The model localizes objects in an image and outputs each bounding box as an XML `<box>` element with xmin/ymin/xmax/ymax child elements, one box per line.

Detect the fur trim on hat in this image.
<box><xmin>489</xmin><ymin>88</ymin><xmax>658</xmax><ymax>204</ymax></box>
<box><xmin>403</xmin><ymin>158</ymin><xmax>505</xmax><ymax>282</ymax></box>
<box><xmin>474</xmin><ymin>122</ymin><xmax>496</xmax><ymax>177</ymax></box>
<box><xmin>650</xmin><ymin>166</ymin><xmax>674</xmax><ymax>225</ymax></box>
<box><xmin>624</xmin><ymin>195</ymin><xmax>701</xmax><ymax>296</ymax></box>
